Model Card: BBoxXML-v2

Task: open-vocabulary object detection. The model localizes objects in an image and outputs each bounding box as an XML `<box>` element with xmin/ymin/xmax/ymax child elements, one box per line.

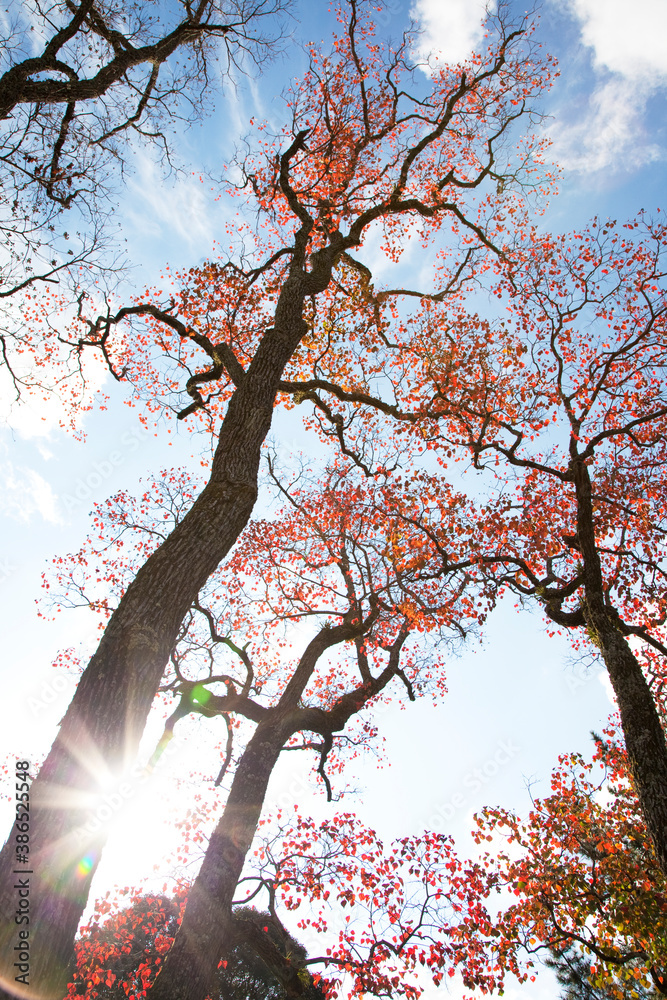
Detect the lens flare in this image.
<box><xmin>77</xmin><ymin>854</ymin><xmax>94</xmax><ymax>877</ymax></box>
<box><xmin>190</xmin><ymin>683</ymin><xmax>212</xmax><ymax>706</ymax></box>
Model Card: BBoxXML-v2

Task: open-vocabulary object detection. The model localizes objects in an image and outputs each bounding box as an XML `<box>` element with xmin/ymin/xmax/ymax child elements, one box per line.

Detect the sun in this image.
<box><xmin>76</xmin><ymin>709</ymin><xmax>226</xmax><ymax>922</ymax></box>
<box><xmin>79</xmin><ymin>769</ymin><xmax>192</xmax><ymax>922</ymax></box>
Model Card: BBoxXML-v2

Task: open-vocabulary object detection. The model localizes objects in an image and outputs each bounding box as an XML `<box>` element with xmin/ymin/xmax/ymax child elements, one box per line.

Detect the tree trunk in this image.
<box><xmin>574</xmin><ymin>458</ymin><xmax>667</xmax><ymax>874</ymax></box>
<box><xmin>147</xmin><ymin>623</ymin><xmax>402</xmax><ymax>1000</ymax></box>
<box><xmin>585</xmin><ymin>610</ymin><xmax>667</xmax><ymax>873</ymax></box>
<box><xmin>0</xmin><ymin>277</ymin><xmax>311</xmax><ymax>999</ymax></box>
<box><xmin>149</xmin><ymin>714</ymin><xmax>292</xmax><ymax>1000</ymax></box>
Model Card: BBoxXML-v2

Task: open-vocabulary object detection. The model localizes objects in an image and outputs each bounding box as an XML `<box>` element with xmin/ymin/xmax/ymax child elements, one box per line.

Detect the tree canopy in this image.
<box><xmin>0</xmin><ymin>3</ymin><xmax>559</xmax><ymax>993</ymax></box>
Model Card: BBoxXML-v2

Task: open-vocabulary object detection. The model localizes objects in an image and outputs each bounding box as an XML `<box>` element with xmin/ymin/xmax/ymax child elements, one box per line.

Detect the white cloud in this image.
<box><xmin>0</xmin><ymin>460</ymin><xmax>61</xmax><ymax>524</ymax></box>
<box><xmin>549</xmin><ymin>76</ymin><xmax>662</xmax><ymax>173</ymax></box>
<box><xmin>568</xmin><ymin>0</ymin><xmax>667</xmax><ymax>81</ymax></box>
<box><xmin>410</xmin><ymin>0</ymin><xmax>489</xmax><ymax>66</ymax></box>
<box><xmin>551</xmin><ymin>0</ymin><xmax>667</xmax><ymax>174</ymax></box>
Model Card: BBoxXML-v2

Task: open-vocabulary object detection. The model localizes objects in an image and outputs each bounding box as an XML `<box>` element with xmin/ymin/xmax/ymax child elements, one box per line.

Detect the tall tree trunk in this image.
<box><xmin>574</xmin><ymin>458</ymin><xmax>667</xmax><ymax>873</ymax></box>
<box><xmin>147</xmin><ymin>624</ymin><xmax>402</xmax><ymax>1000</ymax></box>
<box><xmin>0</xmin><ymin>275</ymin><xmax>312</xmax><ymax>999</ymax></box>
<box><xmin>589</xmin><ymin>616</ymin><xmax>667</xmax><ymax>874</ymax></box>
<box><xmin>149</xmin><ymin>714</ymin><xmax>292</xmax><ymax>1000</ymax></box>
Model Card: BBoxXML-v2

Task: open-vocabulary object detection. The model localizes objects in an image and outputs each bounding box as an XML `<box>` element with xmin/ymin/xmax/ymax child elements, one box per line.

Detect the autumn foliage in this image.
<box><xmin>474</xmin><ymin>725</ymin><xmax>667</xmax><ymax>998</ymax></box>
<box><xmin>66</xmin><ymin>809</ymin><xmax>514</xmax><ymax>1000</ymax></box>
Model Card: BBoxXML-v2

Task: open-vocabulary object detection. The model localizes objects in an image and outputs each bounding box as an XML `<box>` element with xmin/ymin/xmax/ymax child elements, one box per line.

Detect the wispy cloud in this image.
<box><xmin>124</xmin><ymin>151</ymin><xmax>221</xmax><ymax>255</ymax></box>
<box><xmin>550</xmin><ymin>76</ymin><xmax>662</xmax><ymax>174</ymax></box>
<box><xmin>551</xmin><ymin>0</ymin><xmax>667</xmax><ymax>174</ymax></box>
<box><xmin>569</xmin><ymin>0</ymin><xmax>667</xmax><ymax>79</ymax></box>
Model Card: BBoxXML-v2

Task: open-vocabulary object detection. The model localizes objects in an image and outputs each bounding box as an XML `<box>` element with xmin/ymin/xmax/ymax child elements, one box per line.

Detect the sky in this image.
<box><xmin>1</xmin><ymin>0</ymin><xmax>666</xmax><ymax>996</ymax></box>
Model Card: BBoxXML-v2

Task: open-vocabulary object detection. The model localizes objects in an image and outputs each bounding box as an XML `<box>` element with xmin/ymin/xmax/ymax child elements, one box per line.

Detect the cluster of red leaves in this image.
<box><xmin>284</xmin><ymin>215</ymin><xmax>667</xmax><ymax>670</ymax></box>
<box><xmin>2</xmin><ymin>277</ymin><xmax>111</xmax><ymax>437</ymax></box>
<box><xmin>67</xmin><ymin>888</ymin><xmax>187</xmax><ymax>1000</ymax></box>
<box><xmin>67</xmin><ymin>809</ymin><xmax>513</xmax><ymax>1000</ymax></box>
<box><xmin>245</xmin><ymin>3</ymin><xmax>556</xmax><ymax>256</ymax></box>
<box><xmin>415</xmin><ymin>219</ymin><xmax>667</xmax><ymax>633</ymax></box>
<box><xmin>217</xmin><ymin>467</ymin><xmax>494</xmax><ymax>700</ymax></box>
<box><xmin>15</xmin><ymin>0</ymin><xmax>557</xmax><ymax>440</ymax></box>
<box><xmin>473</xmin><ymin>722</ymin><xmax>667</xmax><ymax>997</ymax></box>
<box><xmin>244</xmin><ymin>807</ymin><xmax>532</xmax><ymax>997</ymax></box>
<box><xmin>41</xmin><ymin>461</ymin><xmax>494</xmax><ymax>721</ymax></box>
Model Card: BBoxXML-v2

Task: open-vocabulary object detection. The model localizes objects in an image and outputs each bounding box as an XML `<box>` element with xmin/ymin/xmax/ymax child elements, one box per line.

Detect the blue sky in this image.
<box><xmin>1</xmin><ymin>0</ymin><xmax>666</xmax><ymax>996</ymax></box>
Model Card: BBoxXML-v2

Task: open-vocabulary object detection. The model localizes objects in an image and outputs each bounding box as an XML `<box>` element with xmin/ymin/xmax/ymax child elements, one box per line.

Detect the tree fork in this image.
<box><xmin>146</xmin><ymin>608</ymin><xmax>378</xmax><ymax>999</ymax></box>
<box><xmin>0</xmin><ymin>7</ymin><xmax>232</xmax><ymax>121</ymax></box>
<box><xmin>147</xmin><ymin>624</ymin><xmax>409</xmax><ymax>1000</ymax></box>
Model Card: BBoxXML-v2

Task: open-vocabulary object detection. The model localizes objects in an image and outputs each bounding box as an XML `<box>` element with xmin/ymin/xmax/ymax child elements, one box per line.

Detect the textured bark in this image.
<box><xmin>0</xmin><ymin>271</ymin><xmax>315</xmax><ymax>999</ymax></box>
<box><xmin>574</xmin><ymin>458</ymin><xmax>667</xmax><ymax>874</ymax></box>
<box><xmin>591</xmin><ymin>621</ymin><xmax>667</xmax><ymax>873</ymax></box>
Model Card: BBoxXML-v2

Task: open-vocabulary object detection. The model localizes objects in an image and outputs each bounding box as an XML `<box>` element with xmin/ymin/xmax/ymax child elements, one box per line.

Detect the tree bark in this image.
<box><xmin>0</xmin><ymin>273</ymin><xmax>313</xmax><ymax>999</ymax></box>
<box><xmin>590</xmin><ymin>619</ymin><xmax>667</xmax><ymax>874</ymax></box>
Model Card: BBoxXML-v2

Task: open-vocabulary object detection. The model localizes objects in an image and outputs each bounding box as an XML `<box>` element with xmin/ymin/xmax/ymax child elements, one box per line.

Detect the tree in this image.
<box><xmin>472</xmin><ymin>725</ymin><xmax>667</xmax><ymax>998</ymax></box>
<box><xmin>0</xmin><ymin>0</ymin><xmax>287</xmax><ymax>425</ymax></box>
<box><xmin>63</xmin><ymin>802</ymin><xmax>516</xmax><ymax>1000</ymax></box>
<box><xmin>229</xmin><ymin>809</ymin><xmax>516</xmax><ymax>997</ymax></box>
<box><xmin>294</xmin><ymin>214</ymin><xmax>667</xmax><ymax>870</ymax></box>
<box><xmin>440</xmin><ymin>217</ymin><xmax>667</xmax><ymax>872</ymax></box>
<box><xmin>545</xmin><ymin>945</ymin><xmax>663</xmax><ymax>1000</ymax></box>
<box><xmin>66</xmin><ymin>891</ymin><xmax>321</xmax><ymax>1000</ymax></box>
<box><xmin>0</xmin><ymin>0</ymin><xmax>287</xmax><ymax>295</ymax></box>
<box><xmin>0</xmin><ymin>2</ymin><xmax>554</xmax><ymax>993</ymax></box>
<box><xmin>43</xmin><ymin>459</ymin><xmax>498</xmax><ymax>999</ymax></box>
<box><xmin>545</xmin><ymin>945</ymin><xmax>616</xmax><ymax>1000</ymax></box>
